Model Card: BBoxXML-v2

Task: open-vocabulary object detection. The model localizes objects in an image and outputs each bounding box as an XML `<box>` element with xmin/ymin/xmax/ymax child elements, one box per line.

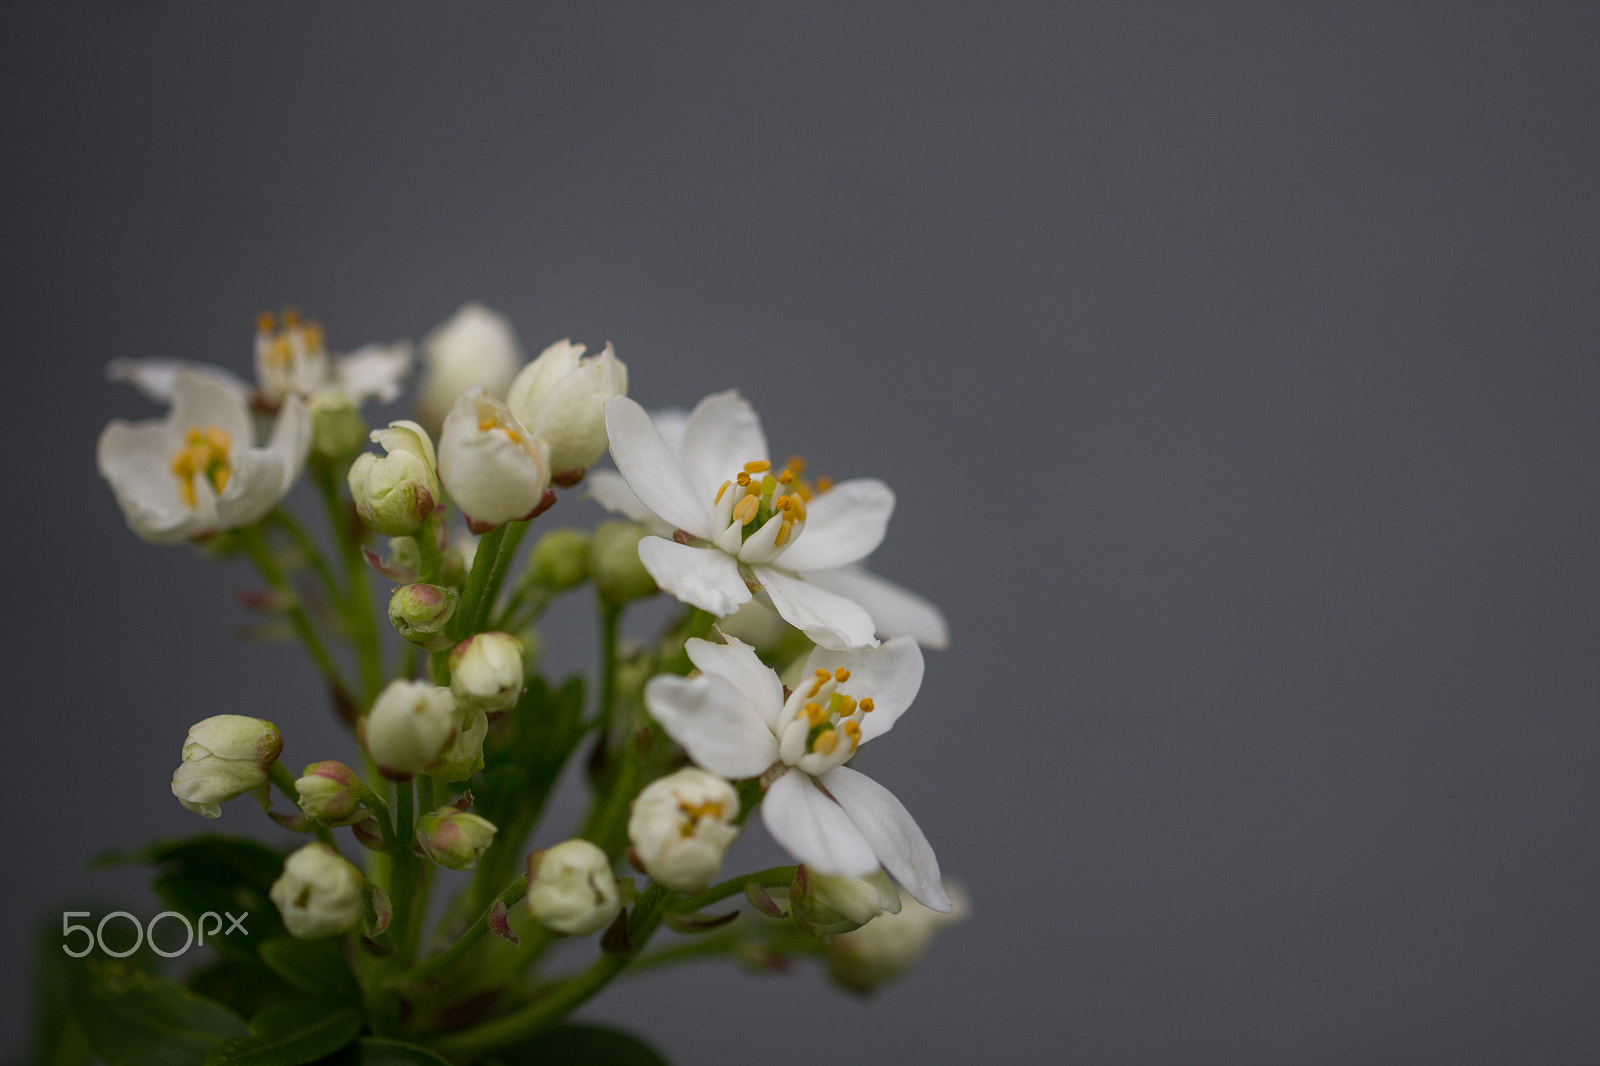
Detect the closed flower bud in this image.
<box><xmin>449</xmin><ymin>632</ymin><xmax>524</xmax><ymax>713</ymax></box>
<box><xmin>360</xmin><ymin>680</ymin><xmax>458</xmax><ymax>780</ymax></box>
<box><xmin>627</xmin><ymin>768</ymin><xmax>740</xmax><ymax>894</ymax></box>
<box><xmin>388</xmin><ymin>583</ymin><xmax>458</xmax><ymax>646</ymax></box>
<box><xmin>590</xmin><ymin>521</ymin><xmax>657</xmax><ymax>604</ymax></box>
<box><xmin>525</xmin><ymin>527</ymin><xmax>590</xmax><ymax>592</ymax></box>
<box><xmin>308</xmin><ymin>389</ymin><xmax>367</xmax><ymax>459</ymax></box>
<box><xmin>269</xmin><ymin>842</ymin><xmax>365</xmax><ymax>939</ymax></box>
<box><xmin>295</xmin><ymin>761</ymin><xmax>369</xmax><ymax>827</ymax></box>
<box><xmin>349</xmin><ymin>420</ymin><xmax>440</xmax><ymax>536</ymax></box>
<box><xmin>171</xmin><ymin>715</ymin><xmax>283</xmax><ymax>819</ymax></box>
<box><xmin>826</xmin><ymin>886</ymin><xmax>969</xmax><ymax>994</ymax></box>
<box><xmin>525</xmin><ymin>840</ymin><xmax>621</xmax><ymax>936</ymax></box>
<box><xmin>507</xmin><ymin>340</ymin><xmax>628</xmax><ymax>477</ymax></box>
<box><xmin>790</xmin><ymin>866</ymin><xmax>901</xmax><ymax>937</ymax></box>
<box><xmin>418</xmin><ymin>807</ymin><xmax>498</xmax><ymax>870</ymax></box>
<box><xmin>428</xmin><ymin>706</ymin><xmax>489</xmax><ymax>783</ymax></box>
<box><xmin>437</xmin><ymin>390</ymin><xmax>551</xmax><ymax>530</ymax></box>
<box><xmin>416</xmin><ymin>302</ymin><xmax>522</xmax><ymax>436</ymax></box>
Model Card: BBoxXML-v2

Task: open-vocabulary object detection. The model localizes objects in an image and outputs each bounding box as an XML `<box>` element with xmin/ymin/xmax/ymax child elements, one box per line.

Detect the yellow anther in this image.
<box><xmin>732</xmin><ymin>495</ymin><xmax>759</xmax><ymax>525</ymax></box>
<box><xmin>478</xmin><ymin>416</ymin><xmax>522</xmax><ymax>444</ymax></box>
<box><xmin>777</xmin><ymin>469</ymin><xmax>795</xmax><ymax>485</ymax></box>
<box><xmin>256</xmin><ymin>311</ymin><xmax>275</xmax><ymax>332</ymax></box>
<box><xmin>281</xmin><ymin>307</ymin><xmax>300</xmax><ymax>326</ymax></box>
<box><xmin>774</xmin><ymin>495</ymin><xmax>792</xmax><ymax>511</ymax></box>
<box><xmin>834</xmin><ymin>667</ymin><xmax>850</xmax><ymax>682</ymax></box>
<box><xmin>735</xmin><ymin>471</ymin><xmax>752</xmax><ymax>487</ymax></box>
<box><xmin>169</xmin><ymin>423</ymin><xmax>233</xmax><ymax>510</ymax></box>
<box><xmin>679</xmin><ymin>800</ymin><xmax>724</xmax><ymax>821</ymax></box>
<box><xmin>743</xmin><ymin>460</ymin><xmax>771</xmax><ymax>473</ymax></box>
<box><xmin>859</xmin><ymin>697</ymin><xmax>875</xmax><ymax>713</ymax></box>
<box><xmin>478</xmin><ymin>418</ymin><xmax>496</xmax><ymax>433</ymax></box>
<box><xmin>796</xmin><ymin>485</ymin><xmax>813</xmax><ymax>503</ymax></box>
<box><xmin>843</xmin><ymin>719</ymin><xmax>862</xmax><ymax>746</ymax></box>
<box><xmin>814</xmin><ymin>668</ymin><xmax>831</xmax><ymax>680</ymax></box>
<box><xmin>714</xmin><ymin>480</ymin><xmax>732</xmax><ymax>504</ymax></box>
<box><xmin>815</xmin><ymin>476</ymin><xmax>834</xmax><ymax>493</ymax></box>
<box><xmin>301</xmin><ymin>321</ymin><xmax>325</xmax><ymax>350</ymax></box>
<box><xmin>786</xmin><ymin>455</ymin><xmax>807</xmax><ymax>474</ymax></box>
<box><xmin>833</xmin><ymin>695</ymin><xmax>858</xmax><ymax>717</ymax></box>
<box><xmin>205</xmin><ymin>426</ymin><xmax>231</xmax><ymax>452</ymax></box>
<box><xmin>812</xmin><ymin>729</ymin><xmax>839</xmax><ymax>756</ymax></box>
<box><xmin>774</xmin><ymin>521</ymin><xmax>793</xmax><ymax>547</ymax></box>
<box><xmin>804</xmin><ymin>701</ymin><xmax>827</xmax><ymax>725</ymax></box>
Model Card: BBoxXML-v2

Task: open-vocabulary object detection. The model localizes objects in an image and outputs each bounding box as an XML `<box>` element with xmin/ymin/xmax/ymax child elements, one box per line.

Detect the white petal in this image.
<box><xmin>753</xmin><ymin>566</ymin><xmax>879</xmax><ymax>651</ymax></box>
<box><xmin>821</xmin><ymin>766</ymin><xmax>950</xmax><ymax>912</ymax></box>
<box><xmin>637</xmin><ymin>538</ymin><xmax>751</xmax><ymax>616</ymax></box>
<box><xmin>96</xmin><ymin>419</ymin><xmax>204</xmax><ymax>543</ymax></box>
<box><xmin>169</xmin><ymin>371</ymin><xmax>253</xmax><ymax>452</ymax></box>
<box><xmin>335</xmin><ymin>342</ymin><xmax>413</xmax><ymax>404</ymax></box>
<box><xmin>604</xmin><ymin>397</ymin><xmax>711</xmax><ymax>537</ymax></box>
<box><xmin>761</xmin><ymin>770</ymin><xmax>878</xmax><ymax>878</ymax></box>
<box><xmin>106</xmin><ymin>359</ymin><xmax>250</xmax><ymax>406</ymax></box>
<box><xmin>586</xmin><ymin>469</ymin><xmax>654</xmax><ymax>523</ymax></box>
<box><xmin>677</xmin><ymin>390</ymin><xmax>768</xmax><ymax>504</ymax></box>
<box><xmin>643</xmin><ymin>673</ymin><xmax>778</xmax><ymax>778</ymax></box>
<box><xmin>804</xmin><ymin>565</ymin><xmax>949</xmax><ymax>648</ymax></box>
<box><xmin>214</xmin><ymin>447</ymin><xmax>290</xmax><ymax>529</ymax></box>
<box><xmin>803</xmin><ymin>636</ymin><xmax>924</xmax><ymax>745</ymax></box>
<box><xmin>777</xmin><ymin>478</ymin><xmax>894</xmax><ymax>572</ymax></box>
<box><xmin>651</xmin><ymin>408</ymin><xmax>690</xmax><ymax>458</ymax></box>
<box><xmin>686</xmin><ymin>636</ymin><xmax>785</xmax><ymax>730</ymax></box>
<box><xmin>264</xmin><ymin>395</ymin><xmax>312</xmax><ymax>499</ymax></box>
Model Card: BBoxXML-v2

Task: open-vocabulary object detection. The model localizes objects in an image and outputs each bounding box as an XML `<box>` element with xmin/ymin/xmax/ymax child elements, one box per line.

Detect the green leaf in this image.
<box><xmin>102</xmin><ymin>837</ymin><xmax>289</xmax><ymax>960</ymax></box>
<box><xmin>257</xmin><ymin>938</ymin><xmax>359</xmax><ymax>1002</ymax></box>
<box><xmin>202</xmin><ymin>1001</ymin><xmax>363</xmax><ymax>1066</ymax></box>
<box><xmin>510</xmin><ymin>1024</ymin><xmax>671</xmax><ymax>1066</ymax></box>
<box><xmin>73</xmin><ymin>965</ymin><xmax>248</xmax><ymax>1063</ymax></box>
<box><xmin>323</xmin><ymin>1038</ymin><xmax>453</xmax><ymax>1065</ymax></box>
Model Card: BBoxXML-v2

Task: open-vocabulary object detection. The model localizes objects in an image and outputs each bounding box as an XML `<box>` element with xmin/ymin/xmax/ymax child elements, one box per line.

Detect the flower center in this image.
<box><xmin>677</xmin><ymin>799</ymin><xmax>725</xmax><ymax>837</ymax></box>
<box><xmin>169</xmin><ymin>424</ymin><xmax>233</xmax><ymax>509</ymax></box>
<box><xmin>775</xmin><ymin>666</ymin><xmax>876</xmax><ymax>775</ymax></box>
<box><xmin>256</xmin><ymin>308</ymin><xmax>327</xmax><ymax>368</ymax></box>
<box><xmin>707</xmin><ymin>455</ymin><xmax>831</xmax><ymax>564</ymax></box>
<box><xmin>477</xmin><ymin>411</ymin><xmax>524</xmax><ymax>444</ymax></box>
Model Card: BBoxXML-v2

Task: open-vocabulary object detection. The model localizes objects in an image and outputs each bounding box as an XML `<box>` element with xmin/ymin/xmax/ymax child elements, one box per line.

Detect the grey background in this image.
<box><xmin>5</xmin><ymin>2</ymin><xmax>1600</xmax><ymax>1062</ymax></box>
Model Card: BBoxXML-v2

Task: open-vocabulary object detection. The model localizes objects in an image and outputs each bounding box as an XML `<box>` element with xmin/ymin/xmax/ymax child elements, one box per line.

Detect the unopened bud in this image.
<box><xmin>171</xmin><ymin>715</ymin><xmax>283</xmax><ymax>819</ymax></box>
<box><xmin>309</xmin><ymin>389</ymin><xmax>367</xmax><ymax>459</ymax></box>
<box><xmin>790</xmin><ymin>866</ymin><xmax>901</xmax><ymax>937</ymax></box>
<box><xmin>506</xmin><ymin>340</ymin><xmax>628</xmax><ymax>477</ymax></box>
<box><xmin>360</xmin><ymin>680</ymin><xmax>458</xmax><ymax>780</ymax></box>
<box><xmin>388</xmin><ymin>583</ymin><xmax>458</xmax><ymax>646</ymax></box>
<box><xmin>627</xmin><ymin>768</ymin><xmax>740</xmax><ymax>894</ymax></box>
<box><xmin>428</xmin><ymin>706</ymin><xmax>488</xmax><ymax>783</ymax></box>
<box><xmin>349</xmin><ymin>421</ymin><xmax>440</xmax><ymax>536</ymax></box>
<box><xmin>417</xmin><ymin>807</ymin><xmax>499</xmax><ymax>870</ymax></box>
<box><xmin>524</xmin><ymin>528</ymin><xmax>590</xmax><ymax>592</ymax></box>
<box><xmin>416</xmin><ymin>302</ymin><xmax>523</xmax><ymax>436</ymax></box>
<box><xmin>590</xmin><ymin>521</ymin><xmax>657</xmax><ymax>603</ymax></box>
<box><xmin>826</xmin><ymin>886</ymin><xmax>969</xmax><ymax>994</ymax></box>
<box><xmin>294</xmin><ymin>761</ymin><xmax>369</xmax><ymax>827</ymax></box>
<box><xmin>269</xmin><ymin>842</ymin><xmax>365</xmax><ymax>939</ymax></box>
<box><xmin>449</xmin><ymin>632</ymin><xmax>524</xmax><ymax>713</ymax></box>
<box><xmin>525</xmin><ymin>839</ymin><xmax>621</xmax><ymax>936</ymax></box>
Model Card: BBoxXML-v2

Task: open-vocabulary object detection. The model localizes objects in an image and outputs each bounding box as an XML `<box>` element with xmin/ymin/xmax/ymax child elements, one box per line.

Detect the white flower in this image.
<box><xmin>627</xmin><ymin>767</ymin><xmax>740</xmax><ymax>894</ymax></box>
<box><xmin>348</xmin><ymin>420</ymin><xmax>440</xmax><ymax>535</ymax></box>
<box><xmin>525</xmin><ymin>839</ymin><xmax>622</xmax><ymax>936</ymax></box>
<box><xmin>437</xmin><ymin>389</ymin><xmax>552</xmax><ymax>530</ymax></box>
<box><xmin>449</xmin><ymin>632</ymin><xmax>524</xmax><ymax>714</ymax></box>
<box><xmin>97</xmin><ymin>371</ymin><xmax>311</xmax><ymax>544</ymax></box>
<box><xmin>600</xmin><ymin>393</ymin><xmax>945</xmax><ymax>650</ymax></box>
<box><xmin>360</xmin><ymin>680</ymin><xmax>459</xmax><ymax>780</ymax></box>
<box><xmin>827</xmin><ymin>885</ymin><xmax>968</xmax><ymax>992</ymax></box>
<box><xmin>643</xmin><ymin>635</ymin><xmax>949</xmax><ymax>911</ymax></box>
<box><xmin>270</xmin><ymin>842</ymin><xmax>366</xmax><ymax>940</ymax></box>
<box><xmin>170</xmin><ymin>715</ymin><xmax>283</xmax><ymax>819</ymax></box>
<box><xmin>416</xmin><ymin>302</ymin><xmax>523</xmax><ymax>434</ymax></box>
<box><xmin>506</xmin><ymin>339</ymin><xmax>628</xmax><ymax>477</ymax></box>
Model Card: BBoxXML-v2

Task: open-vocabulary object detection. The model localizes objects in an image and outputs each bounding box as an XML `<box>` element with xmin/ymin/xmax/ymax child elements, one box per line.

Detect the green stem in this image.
<box><xmin>312</xmin><ymin>460</ymin><xmax>385</xmax><ymax>705</ymax></box>
<box><xmin>436</xmin><ymin>882</ymin><xmax>673</xmax><ymax>1056</ymax></box>
<box><xmin>239</xmin><ymin>524</ymin><xmax>351</xmax><ymax>698</ymax></box>
<box><xmin>417</xmin><ymin>775</ymin><xmax>438</xmax><ymax>817</ymax></box>
<box><xmin>673</xmin><ymin>866</ymin><xmax>796</xmax><ymax>915</ymax></box>
<box><xmin>413</xmin><ymin>517</ymin><xmax>444</xmax><ymax>584</ymax></box>
<box><xmin>394</xmin><ymin>876</ymin><xmax>528</xmax><ymax>985</ymax></box>
<box><xmin>451</xmin><ymin>524</ymin><xmax>507</xmax><ymax>642</ymax></box>
<box><xmin>266</xmin><ymin>509</ymin><xmax>342</xmax><ymax>609</ymax></box>
<box><xmin>473</xmin><ymin>519</ymin><xmax>531</xmax><ymax>635</ymax></box>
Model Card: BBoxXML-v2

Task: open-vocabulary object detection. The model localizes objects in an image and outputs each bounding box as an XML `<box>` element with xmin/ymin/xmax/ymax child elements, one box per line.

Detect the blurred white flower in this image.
<box><xmin>506</xmin><ymin>339</ymin><xmax>628</xmax><ymax>477</ymax></box>
<box><xmin>415</xmin><ymin>302</ymin><xmax>522</xmax><ymax>434</ymax></box>
<box><xmin>827</xmin><ymin>884</ymin><xmax>968</xmax><ymax>992</ymax></box>
<box><xmin>525</xmin><ymin>839</ymin><xmax>622</xmax><ymax>936</ymax></box>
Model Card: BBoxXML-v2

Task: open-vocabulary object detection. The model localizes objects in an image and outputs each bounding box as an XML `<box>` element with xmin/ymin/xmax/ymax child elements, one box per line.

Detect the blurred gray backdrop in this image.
<box><xmin>5</xmin><ymin>2</ymin><xmax>1600</xmax><ymax>1063</ymax></box>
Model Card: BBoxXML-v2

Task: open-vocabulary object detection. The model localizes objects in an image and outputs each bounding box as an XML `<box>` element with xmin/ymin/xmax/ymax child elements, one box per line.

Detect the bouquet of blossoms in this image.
<box><xmin>64</xmin><ymin>303</ymin><xmax>964</xmax><ymax>1064</ymax></box>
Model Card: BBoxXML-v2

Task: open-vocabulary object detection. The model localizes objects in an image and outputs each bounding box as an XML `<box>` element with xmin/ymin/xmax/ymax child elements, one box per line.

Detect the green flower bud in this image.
<box><xmin>388</xmin><ymin>583</ymin><xmax>458</xmax><ymax>646</ymax></box>
<box><xmin>349</xmin><ymin>421</ymin><xmax>440</xmax><ymax>536</ymax></box>
<box><xmin>525</xmin><ymin>527</ymin><xmax>591</xmax><ymax>592</ymax></box>
<box><xmin>294</xmin><ymin>761</ymin><xmax>369</xmax><ymax>827</ymax></box>
<box><xmin>590</xmin><ymin>521</ymin><xmax>657</xmax><ymax>604</ymax></box>
<box><xmin>417</xmin><ymin>807</ymin><xmax>499</xmax><ymax>870</ymax></box>
<box><xmin>309</xmin><ymin>390</ymin><xmax>368</xmax><ymax>459</ymax></box>
<box><xmin>449</xmin><ymin>632</ymin><xmax>524</xmax><ymax>713</ymax></box>
<box><xmin>790</xmin><ymin>866</ymin><xmax>901</xmax><ymax>937</ymax></box>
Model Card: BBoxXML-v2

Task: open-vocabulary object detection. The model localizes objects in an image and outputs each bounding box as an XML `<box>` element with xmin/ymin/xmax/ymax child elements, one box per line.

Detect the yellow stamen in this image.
<box><xmin>796</xmin><ymin>485</ymin><xmax>813</xmax><ymax>503</ymax></box>
<box><xmin>859</xmin><ymin>697</ymin><xmax>875</xmax><ymax>713</ymax></box>
<box><xmin>812</xmin><ymin>729</ymin><xmax>839</xmax><ymax>756</ymax></box>
<box><xmin>815</xmin><ymin>476</ymin><xmax>834</xmax><ymax>493</ymax></box>
<box><xmin>775</xmin><ymin>521</ymin><xmax>793</xmax><ymax>547</ymax></box>
<box><xmin>735</xmin><ymin>471</ymin><xmax>752</xmax><ymax>487</ymax></box>
<box><xmin>786</xmin><ymin>455</ymin><xmax>807</xmax><ymax>474</ymax></box>
<box><xmin>281</xmin><ymin>306</ymin><xmax>300</xmax><ymax>326</ymax></box>
<box><xmin>301</xmin><ymin>321</ymin><xmax>325</xmax><ymax>350</ymax></box>
<box><xmin>169</xmin><ymin>423</ymin><xmax>234</xmax><ymax>511</ymax></box>
<box><xmin>833</xmin><ymin>667</ymin><xmax>850</xmax><ymax>682</ymax></box>
<box><xmin>256</xmin><ymin>311</ymin><xmax>275</xmax><ymax>332</ymax></box>
<box><xmin>743</xmin><ymin>460</ymin><xmax>771</xmax><ymax>473</ymax></box>
<box><xmin>804</xmin><ymin>701</ymin><xmax>827</xmax><ymax>725</ymax></box>
<box><xmin>843</xmin><ymin>719</ymin><xmax>862</xmax><ymax>747</ymax></box>
<box><xmin>732</xmin><ymin>495</ymin><xmax>759</xmax><ymax>525</ymax></box>
<box><xmin>714</xmin><ymin>480</ymin><xmax>732</xmax><ymax>504</ymax></box>
<box><xmin>777</xmin><ymin>469</ymin><xmax>795</xmax><ymax>485</ymax></box>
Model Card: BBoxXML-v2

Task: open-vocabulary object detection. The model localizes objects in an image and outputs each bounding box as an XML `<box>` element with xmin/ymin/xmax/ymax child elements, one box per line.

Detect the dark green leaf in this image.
<box><xmin>102</xmin><ymin>837</ymin><xmax>289</xmax><ymax>960</ymax></box>
<box><xmin>186</xmin><ymin>957</ymin><xmax>301</xmax><ymax>1024</ymax></box>
<box><xmin>74</xmin><ymin>965</ymin><xmax>247</xmax><ymax>1062</ymax></box>
<box><xmin>28</xmin><ymin>904</ymin><xmax>97</xmax><ymax>1066</ymax></box>
<box><xmin>510</xmin><ymin>1023</ymin><xmax>670</xmax><ymax>1066</ymax></box>
<box><xmin>202</xmin><ymin>1002</ymin><xmax>363</xmax><ymax>1066</ymax></box>
<box><xmin>257</xmin><ymin>938</ymin><xmax>359</xmax><ymax>1002</ymax></box>
<box><xmin>322</xmin><ymin>1038</ymin><xmax>453</xmax><ymax>1065</ymax></box>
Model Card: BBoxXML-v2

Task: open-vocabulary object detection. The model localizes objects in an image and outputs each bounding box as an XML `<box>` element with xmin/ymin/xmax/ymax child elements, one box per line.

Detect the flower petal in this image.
<box><xmin>821</xmin><ymin>766</ymin><xmax>950</xmax><ymax>912</ymax></box>
<box><xmin>335</xmin><ymin>342</ymin><xmax>413</xmax><ymax>404</ymax></box>
<box><xmin>96</xmin><ymin>419</ymin><xmax>204</xmax><ymax>543</ymax></box>
<box><xmin>803</xmin><ymin>636</ymin><xmax>924</xmax><ymax>745</ymax></box>
<box><xmin>264</xmin><ymin>395</ymin><xmax>312</xmax><ymax>499</ymax></box>
<box><xmin>753</xmin><ymin>566</ymin><xmax>878</xmax><ymax>651</ymax></box>
<box><xmin>777</xmin><ymin>478</ymin><xmax>894</xmax><ymax>572</ymax></box>
<box><xmin>215</xmin><ymin>446</ymin><xmax>290</xmax><ymax>529</ymax></box>
<box><xmin>677</xmin><ymin>390</ymin><xmax>768</xmax><ymax>504</ymax></box>
<box><xmin>638</xmin><ymin>537</ymin><xmax>752</xmax><ymax>617</ymax></box>
<box><xmin>643</xmin><ymin>673</ymin><xmax>778</xmax><ymax>778</ymax></box>
<box><xmin>169</xmin><ymin>370</ymin><xmax>253</xmax><ymax>452</ymax></box>
<box><xmin>686</xmin><ymin>636</ymin><xmax>785</xmax><ymax>731</ymax></box>
<box><xmin>586</xmin><ymin>469</ymin><xmax>656</xmax><ymax>524</ymax></box>
<box><xmin>604</xmin><ymin>397</ymin><xmax>711</xmax><ymax>537</ymax></box>
<box><xmin>106</xmin><ymin>359</ymin><xmax>250</xmax><ymax>406</ymax></box>
<box><xmin>761</xmin><ymin>769</ymin><xmax>878</xmax><ymax>878</ymax></box>
<box><xmin>803</xmin><ymin>565</ymin><xmax>949</xmax><ymax>648</ymax></box>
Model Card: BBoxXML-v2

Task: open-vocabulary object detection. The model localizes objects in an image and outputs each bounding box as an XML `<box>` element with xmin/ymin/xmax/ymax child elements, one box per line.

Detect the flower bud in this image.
<box><xmin>627</xmin><ymin>768</ymin><xmax>740</xmax><ymax>894</ymax></box>
<box><xmin>360</xmin><ymin>680</ymin><xmax>458</xmax><ymax>780</ymax></box>
<box><xmin>349</xmin><ymin>420</ymin><xmax>440</xmax><ymax>536</ymax></box>
<box><xmin>388</xmin><ymin>583</ymin><xmax>458</xmax><ymax>646</ymax></box>
<box><xmin>294</xmin><ymin>761</ymin><xmax>369</xmax><ymax>827</ymax></box>
<box><xmin>524</xmin><ymin>839</ymin><xmax>621</xmax><ymax>936</ymax></box>
<box><xmin>417</xmin><ymin>807</ymin><xmax>499</xmax><ymax>870</ymax></box>
<box><xmin>308</xmin><ymin>389</ymin><xmax>368</xmax><ymax>459</ymax></box>
<box><xmin>437</xmin><ymin>390</ymin><xmax>551</xmax><ymax>530</ymax></box>
<box><xmin>590</xmin><ymin>521</ymin><xmax>657</xmax><ymax>603</ymax></box>
<box><xmin>428</xmin><ymin>706</ymin><xmax>488</xmax><ymax>783</ymax></box>
<box><xmin>171</xmin><ymin>715</ymin><xmax>283</xmax><ymax>819</ymax></box>
<box><xmin>507</xmin><ymin>340</ymin><xmax>628</xmax><ymax>477</ymax></box>
<box><xmin>269</xmin><ymin>842</ymin><xmax>365</xmax><ymax>939</ymax></box>
<box><xmin>416</xmin><ymin>302</ymin><xmax>522</xmax><ymax>435</ymax></box>
<box><xmin>826</xmin><ymin>886</ymin><xmax>969</xmax><ymax>994</ymax></box>
<box><xmin>524</xmin><ymin>527</ymin><xmax>590</xmax><ymax>592</ymax></box>
<box><xmin>790</xmin><ymin>866</ymin><xmax>901</xmax><ymax>936</ymax></box>
<box><xmin>449</xmin><ymin>632</ymin><xmax>524</xmax><ymax>714</ymax></box>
